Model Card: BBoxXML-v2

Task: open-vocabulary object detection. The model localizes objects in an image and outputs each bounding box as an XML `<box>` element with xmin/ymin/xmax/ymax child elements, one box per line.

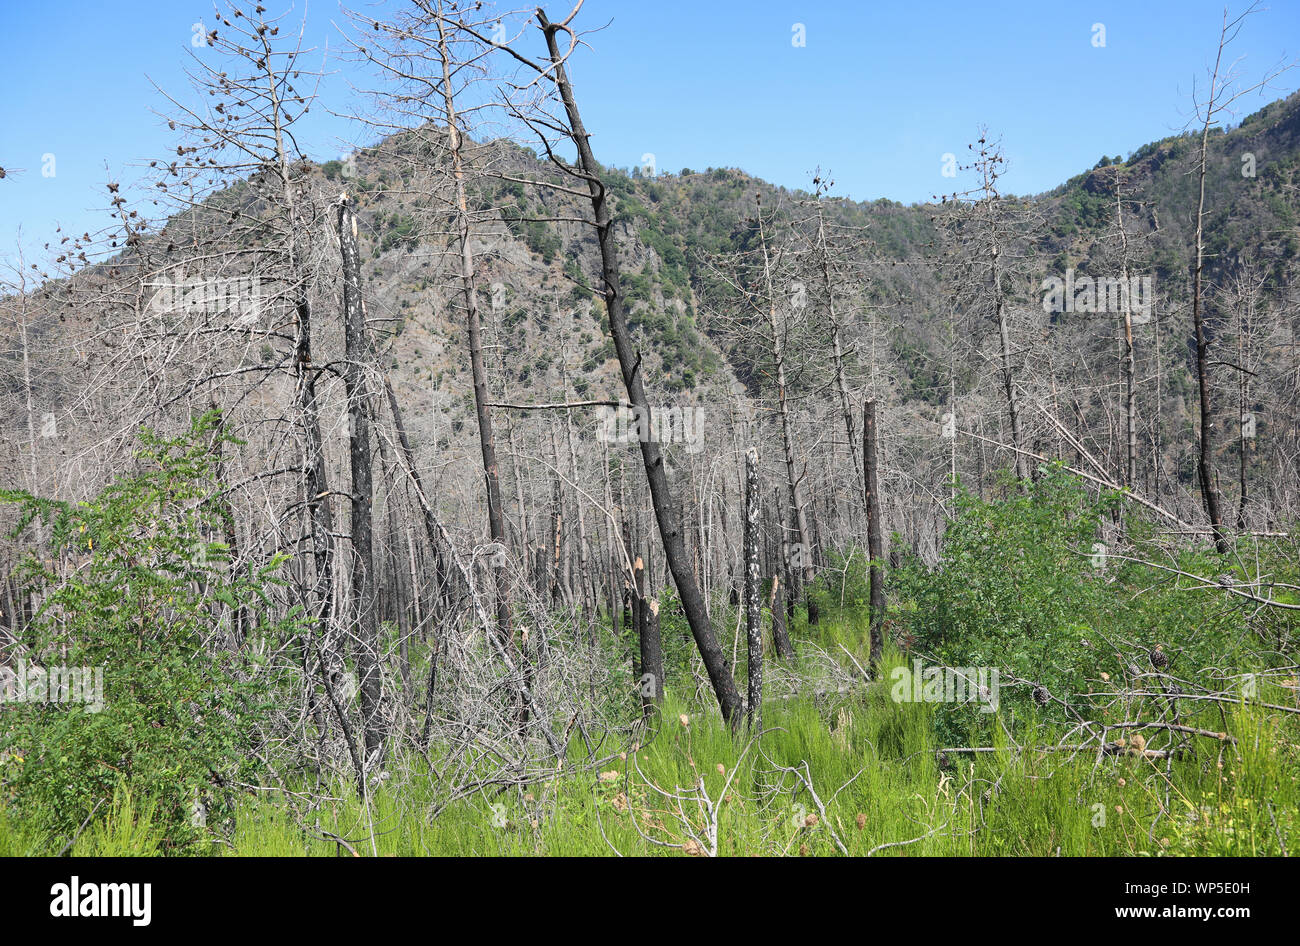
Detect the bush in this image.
<box><xmin>0</xmin><ymin>413</ymin><xmax>304</xmax><ymax>852</ymax></box>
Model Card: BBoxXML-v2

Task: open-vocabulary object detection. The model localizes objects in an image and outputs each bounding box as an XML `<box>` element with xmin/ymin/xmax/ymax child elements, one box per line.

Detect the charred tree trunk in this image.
<box><xmin>1192</xmin><ymin>93</ymin><xmax>1230</xmax><ymax>553</ymax></box>
<box><xmin>635</xmin><ymin>553</ymin><xmax>664</xmax><ymax>713</ymax></box>
<box><xmin>338</xmin><ymin>196</ymin><xmax>382</xmax><ymax>764</ymax></box>
<box><xmin>293</xmin><ymin>279</ymin><xmax>343</xmax><ymax>740</ymax></box>
<box><xmin>744</xmin><ymin>448</ymin><xmax>762</xmax><ymax>729</ymax></box>
<box><xmin>1114</xmin><ymin>170</ymin><xmax>1140</xmax><ymax>493</ymax></box>
<box><xmin>538</xmin><ymin>11</ymin><xmax>744</xmax><ymax>725</ymax></box>
<box><xmin>1236</xmin><ymin>299</ymin><xmax>1252</xmax><ymax>531</ymax></box>
<box><xmin>863</xmin><ymin>399</ymin><xmax>886</xmax><ymax>667</ymax></box>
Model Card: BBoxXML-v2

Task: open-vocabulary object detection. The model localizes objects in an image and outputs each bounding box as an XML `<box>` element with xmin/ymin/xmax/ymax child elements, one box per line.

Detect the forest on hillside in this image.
<box><xmin>1</xmin><ymin>0</ymin><xmax>1299</xmax><ymax>873</ymax></box>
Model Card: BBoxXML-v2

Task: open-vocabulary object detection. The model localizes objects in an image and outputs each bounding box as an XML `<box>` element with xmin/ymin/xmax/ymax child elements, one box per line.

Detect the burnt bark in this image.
<box><xmin>635</xmin><ymin>552</ymin><xmax>664</xmax><ymax>713</ymax></box>
<box><xmin>537</xmin><ymin>10</ymin><xmax>744</xmax><ymax>725</ymax></box>
<box><xmin>1192</xmin><ymin>119</ymin><xmax>1230</xmax><ymax>554</ymax></box>
<box><xmin>863</xmin><ymin>399</ymin><xmax>886</xmax><ymax>667</ymax></box>
<box><xmin>338</xmin><ymin>196</ymin><xmax>382</xmax><ymax>763</ymax></box>
<box><xmin>744</xmin><ymin>448</ymin><xmax>763</xmax><ymax>729</ymax></box>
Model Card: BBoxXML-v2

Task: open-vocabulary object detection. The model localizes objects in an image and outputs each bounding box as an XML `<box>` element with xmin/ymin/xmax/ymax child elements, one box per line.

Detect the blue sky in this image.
<box><xmin>2</xmin><ymin>0</ymin><xmax>1297</xmax><ymax>270</ymax></box>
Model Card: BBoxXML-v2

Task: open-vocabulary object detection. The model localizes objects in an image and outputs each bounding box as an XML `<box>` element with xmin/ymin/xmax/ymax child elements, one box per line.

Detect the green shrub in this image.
<box><xmin>0</xmin><ymin>412</ymin><xmax>304</xmax><ymax>853</ymax></box>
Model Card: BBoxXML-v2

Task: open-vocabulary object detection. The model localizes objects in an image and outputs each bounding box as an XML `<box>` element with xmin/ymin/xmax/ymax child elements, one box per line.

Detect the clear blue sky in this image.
<box><xmin>2</xmin><ymin>0</ymin><xmax>1297</xmax><ymax>270</ymax></box>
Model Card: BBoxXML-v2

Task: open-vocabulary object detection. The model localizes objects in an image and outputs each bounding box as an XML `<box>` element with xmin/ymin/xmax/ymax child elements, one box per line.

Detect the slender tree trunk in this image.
<box><xmin>1114</xmin><ymin>170</ymin><xmax>1139</xmax><ymax>493</ymax></box>
<box><xmin>538</xmin><ymin>11</ymin><xmax>744</xmax><ymax>725</ymax></box>
<box><xmin>294</xmin><ymin>291</ymin><xmax>341</xmax><ymax>707</ymax></box>
<box><xmin>991</xmin><ymin>242</ymin><xmax>1026</xmax><ymax>482</ymax></box>
<box><xmin>1192</xmin><ymin>109</ymin><xmax>1230</xmax><ymax>552</ymax></box>
<box><xmin>863</xmin><ymin>399</ymin><xmax>885</xmax><ymax>666</ymax></box>
<box><xmin>635</xmin><ymin>552</ymin><xmax>664</xmax><ymax>713</ymax></box>
<box><xmin>757</xmin><ymin>199</ymin><xmax>817</xmax><ymax>625</ymax></box>
<box><xmin>744</xmin><ymin>447</ymin><xmax>762</xmax><ymax>730</ymax></box>
<box><xmin>338</xmin><ymin>196</ymin><xmax>382</xmax><ymax>763</ymax></box>
<box><xmin>561</xmin><ymin>353</ymin><xmax>592</xmax><ymax>622</ymax></box>
<box><xmin>435</xmin><ymin>14</ymin><xmax>514</xmax><ymax>637</ymax></box>
<box><xmin>1236</xmin><ymin>323</ymin><xmax>1250</xmax><ymax>531</ymax></box>
<box><xmin>815</xmin><ymin>202</ymin><xmax>864</xmax><ymax>506</ymax></box>
<box><xmin>264</xmin><ymin>59</ymin><xmax>339</xmax><ymax>685</ymax></box>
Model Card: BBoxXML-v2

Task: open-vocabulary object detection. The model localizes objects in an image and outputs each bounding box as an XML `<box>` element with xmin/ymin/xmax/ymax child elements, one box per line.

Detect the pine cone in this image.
<box><xmin>1149</xmin><ymin>646</ymin><xmax>1168</xmax><ymax>670</ymax></box>
<box><xmin>1032</xmin><ymin>685</ymin><xmax>1050</xmax><ymax>706</ymax></box>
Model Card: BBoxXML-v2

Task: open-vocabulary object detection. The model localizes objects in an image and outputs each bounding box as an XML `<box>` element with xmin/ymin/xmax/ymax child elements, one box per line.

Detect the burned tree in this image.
<box><xmin>519</xmin><ymin>4</ymin><xmax>746</xmax><ymax>724</ymax></box>
<box><xmin>743</xmin><ymin>447</ymin><xmax>762</xmax><ymax>729</ymax></box>
<box><xmin>337</xmin><ymin>195</ymin><xmax>383</xmax><ymax>764</ymax></box>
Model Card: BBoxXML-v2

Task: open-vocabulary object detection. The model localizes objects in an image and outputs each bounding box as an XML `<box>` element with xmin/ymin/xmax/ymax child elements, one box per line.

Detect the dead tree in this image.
<box><xmin>483</xmin><ymin>3</ymin><xmax>746</xmax><ymax>725</ymax></box>
<box><xmin>803</xmin><ymin>175</ymin><xmax>870</xmax><ymax>511</ymax></box>
<box><xmin>338</xmin><ymin>195</ymin><xmax>383</xmax><ymax>764</ymax></box>
<box><xmin>863</xmin><ymin>399</ymin><xmax>885</xmax><ymax>666</ymax></box>
<box><xmin>349</xmin><ymin>0</ymin><xmax>515</xmax><ymax>640</ymax></box>
<box><xmin>1111</xmin><ymin>166</ymin><xmax>1141</xmax><ymax>493</ymax></box>
<box><xmin>940</xmin><ymin>134</ymin><xmax>1033</xmax><ymax>483</ymax></box>
<box><xmin>756</xmin><ymin>197</ymin><xmax>818</xmax><ymax>626</ymax></box>
<box><xmin>743</xmin><ymin>447</ymin><xmax>762</xmax><ymax>730</ymax></box>
<box><xmin>1184</xmin><ymin>4</ymin><xmax>1292</xmax><ymax>552</ymax></box>
<box><xmin>150</xmin><ymin>2</ymin><xmax>352</xmax><ymax>751</ymax></box>
<box><xmin>701</xmin><ymin>195</ymin><xmax>819</xmax><ymax>629</ymax></box>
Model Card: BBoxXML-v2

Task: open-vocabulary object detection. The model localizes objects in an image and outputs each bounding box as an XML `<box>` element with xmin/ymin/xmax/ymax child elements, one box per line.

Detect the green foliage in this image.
<box><xmin>0</xmin><ymin>413</ymin><xmax>304</xmax><ymax>853</ymax></box>
<box><xmin>885</xmin><ymin>469</ymin><xmax>1119</xmax><ymax>731</ymax></box>
<box><xmin>885</xmin><ymin>468</ymin><xmax>1296</xmax><ymax>745</ymax></box>
<box><xmin>380</xmin><ymin>212</ymin><xmax>418</xmax><ymax>252</ymax></box>
<box><xmin>5</xmin><ymin>498</ymin><xmax>1297</xmax><ymax>857</ymax></box>
<box><xmin>522</xmin><ymin>220</ymin><xmax>560</xmax><ymax>262</ymax></box>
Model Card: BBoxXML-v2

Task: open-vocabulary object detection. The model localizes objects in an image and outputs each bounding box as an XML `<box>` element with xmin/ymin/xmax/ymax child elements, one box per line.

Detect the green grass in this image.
<box><xmin>3</xmin><ymin>575</ymin><xmax>1297</xmax><ymax>856</ymax></box>
<box><xmin>201</xmin><ymin>679</ymin><xmax>1295</xmax><ymax>856</ymax></box>
<box><xmin>149</xmin><ymin>610</ymin><xmax>1298</xmax><ymax>856</ymax></box>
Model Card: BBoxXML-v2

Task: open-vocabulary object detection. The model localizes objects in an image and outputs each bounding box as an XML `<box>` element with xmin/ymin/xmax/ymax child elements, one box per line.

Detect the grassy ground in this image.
<box><xmin>218</xmin><ymin>687</ymin><xmax>1300</xmax><ymax>856</ymax></box>
<box><xmin>7</xmin><ymin>606</ymin><xmax>1291</xmax><ymax>857</ymax></box>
